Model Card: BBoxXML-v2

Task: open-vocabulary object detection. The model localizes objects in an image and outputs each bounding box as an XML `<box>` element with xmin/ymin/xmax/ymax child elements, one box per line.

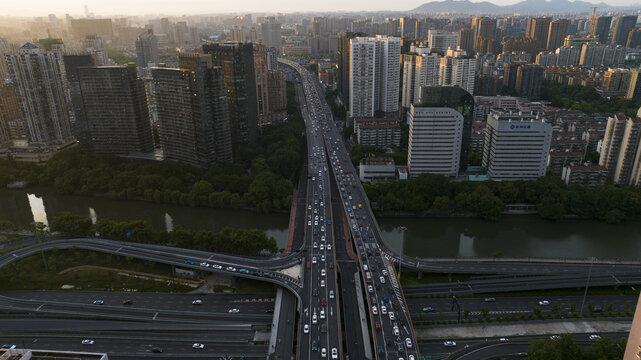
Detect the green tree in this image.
<box><xmin>50</xmin><ymin>213</ymin><xmax>93</xmax><ymax>236</ymax></box>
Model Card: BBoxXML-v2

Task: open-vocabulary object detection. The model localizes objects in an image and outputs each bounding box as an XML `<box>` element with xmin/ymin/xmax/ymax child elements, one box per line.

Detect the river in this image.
<box><xmin>1</xmin><ymin>189</ymin><xmax>639</xmax><ymax>260</ymax></box>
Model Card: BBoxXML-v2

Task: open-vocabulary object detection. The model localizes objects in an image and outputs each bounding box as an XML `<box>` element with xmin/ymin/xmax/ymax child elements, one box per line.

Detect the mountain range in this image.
<box><xmin>412</xmin><ymin>0</ymin><xmax>632</xmax><ymax>14</ymax></box>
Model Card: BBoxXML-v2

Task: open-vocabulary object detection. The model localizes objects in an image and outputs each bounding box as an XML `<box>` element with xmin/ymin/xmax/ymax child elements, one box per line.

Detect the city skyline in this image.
<box><xmin>2</xmin><ymin>0</ymin><xmax>640</xmax><ymax>17</ymax></box>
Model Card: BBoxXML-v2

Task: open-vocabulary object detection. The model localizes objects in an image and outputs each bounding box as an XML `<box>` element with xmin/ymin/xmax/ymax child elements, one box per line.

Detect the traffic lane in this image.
<box><xmin>2</xmin><ymin>336</ymin><xmax>267</xmax><ymax>358</ymax></box>
<box><xmin>408</xmin><ymin>295</ymin><xmax>638</xmax><ymax>316</ymax></box>
<box><xmin>3</xmin><ymin>291</ymin><xmax>276</xmax><ymax>314</ymax></box>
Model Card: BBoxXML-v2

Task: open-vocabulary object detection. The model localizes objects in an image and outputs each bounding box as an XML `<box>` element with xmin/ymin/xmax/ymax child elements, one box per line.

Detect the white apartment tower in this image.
<box><xmin>407</xmin><ymin>105</ymin><xmax>463</xmax><ymax>178</ymax></box>
<box><xmin>482</xmin><ymin>110</ymin><xmax>552</xmax><ymax>181</ymax></box>
<box><xmin>599</xmin><ymin>113</ymin><xmax>641</xmax><ymax>185</ymax></box>
<box><xmin>439</xmin><ymin>49</ymin><xmax>476</xmax><ymax>95</ymax></box>
<box><xmin>401</xmin><ymin>48</ymin><xmax>440</xmax><ymax>109</ymax></box>
<box><xmin>349</xmin><ymin>35</ymin><xmax>401</xmax><ymax>118</ymax></box>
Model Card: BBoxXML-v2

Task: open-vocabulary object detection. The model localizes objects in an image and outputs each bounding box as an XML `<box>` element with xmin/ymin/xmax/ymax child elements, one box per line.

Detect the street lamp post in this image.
<box><xmin>398</xmin><ymin>226</ymin><xmax>407</xmax><ymax>279</ymax></box>
<box><xmin>579</xmin><ymin>257</ymin><xmax>595</xmax><ymax>316</ymax></box>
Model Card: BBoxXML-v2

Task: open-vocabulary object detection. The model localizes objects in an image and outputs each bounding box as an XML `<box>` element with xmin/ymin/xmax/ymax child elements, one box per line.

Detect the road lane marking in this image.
<box><xmin>153</xmin><ymin>312</ymin><xmax>158</xmax><ymax>320</ymax></box>
<box><xmin>36</xmin><ymin>304</ymin><xmax>44</xmax><ymax>311</ymax></box>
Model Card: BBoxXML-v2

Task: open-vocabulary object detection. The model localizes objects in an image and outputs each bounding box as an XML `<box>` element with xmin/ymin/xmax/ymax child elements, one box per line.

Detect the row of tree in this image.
<box><xmin>528</xmin><ymin>334</ymin><xmax>625</xmax><ymax>360</ymax></box>
<box><xmin>50</xmin><ymin>212</ymin><xmax>279</xmax><ymax>256</ymax></box>
<box><xmin>537</xmin><ymin>80</ymin><xmax>641</xmax><ymax>117</ymax></box>
<box><xmin>0</xmin><ymin>82</ymin><xmax>305</xmax><ymax>214</ymax></box>
<box><xmin>364</xmin><ymin>173</ymin><xmax>641</xmax><ymax>223</ymax></box>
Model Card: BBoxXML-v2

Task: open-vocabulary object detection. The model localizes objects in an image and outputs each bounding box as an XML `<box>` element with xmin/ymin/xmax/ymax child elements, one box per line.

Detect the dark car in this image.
<box><xmin>377</xmin><ymin>345</ymin><xmax>385</xmax><ymax>355</ymax></box>
<box><xmin>312</xmin><ymin>341</ymin><xmax>318</xmax><ymax>351</ymax></box>
<box><xmin>484</xmin><ymin>297</ymin><xmax>496</xmax><ymax>302</ymax></box>
<box><xmin>122</xmin><ymin>300</ymin><xmax>133</xmax><ymax>305</ymax></box>
<box><xmin>151</xmin><ymin>347</ymin><xmax>163</xmax><ymax>353</ymax></box>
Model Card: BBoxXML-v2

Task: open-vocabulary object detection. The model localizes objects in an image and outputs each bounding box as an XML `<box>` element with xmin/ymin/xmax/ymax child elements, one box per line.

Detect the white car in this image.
<box><xmin>312</xmin><ymin>257</ymin><xmax>317</xmax><ymax>264</ymax></box>
<box><xmin>81</xmin><ymin>339</ymin><xmax>94</xmax><ymax>345</ymax></box>
<box><xmin>228</xmin><ymin>308</ymin><xmax>240</xmax><ymax>313</ymax></box>
<box><xmin>327</xmin><ymin>244</ymin><xmax>332</xmax><ymax>250</ymax></box>
<box><xmin>304</xmin><ymin>324</ymin><xmax>310</xmax><ymax>334</ymax></box>
<box><xmin>381</xmin><ymin>306</ymin><xmax>387</xmax><ymax>315</ymax></box>
<box><xmin>192</xmin><ymin>299</ymin><xmax>203</xmax><ymax>305</ymax></box>
<box><xmin>321</xmin><ymin>255</ymin><xmax>326</xmax><ymax>262</ymax></box>
<box><xmin>539</xmin><ymin>300</ymin><xmax>550</xmax><ymax>306</ymax></box>
<box><xmin>382</xmin><ymin>269</ymin><xmax>388</xmax><ymax>276</ymax></box>
<box><xmin>313</xmin><ymin>314</ymin><xmax>318</xmax><ymax>324</ymax></box>
<box><xmin>444</xmin><ymin>341</ymin><xmax>457</xmax><ymax>347</ymax></box>
<box><xmin>320</xmin><ymin>309</ymin><xmax>326</xmax><ymax>319</ymax></box>
<box><xmin>367</xmin><ymin>285</ymin><xmax>373</xmax><ymax>293</ymax></box>
<box><xmin>321</xmin><ymin>348</ymin><xmax>327</xmax><ymax>358</ymax></box>
<box><xmin>321</xmin><ymin>280</ymin><xmax>325</xmax><ymax>287</ymax></box>
<box><xmin>589</xmin><ymin>334</ymin><xmax>601</xmax><ymax>340</ymax></box>
<box><xmin>212</xmin><ymin>264</ymin><xmax>222</xmax><ymax>270</ymax></box>
<box><xmin>331</xmin><ymin>348</ymin><xmax>338</xmax><ymax>359</ymax></box>
<box><xmin>393</xmin><ymin>326</ymin><xmax>400</xmax><ymax>336</ymax></box>
<box><xmin>192</xmin><ymin>343</ymin><xmax>205</xmax><ymax>349</ymax></box>
<box><xmin>405</xmin><ymin>338</ymin><xmax>413</xmax><ymax>348</ymax></box>
<box><xmin>314</xmin><ymin>242</ymin><xmax>318</xmax><ymax>249</ymax></box>
<box><xmin>320</xmin><ymin>244</ymin><xmax>325</xmax><ymax>250</ymax></box>
<box><xmin>389</xmin><ymin>311</ymin><xmax>395</xmax><ymax>320</ymax></box>
<box><xmin>321</xmin><ymin>269</ymin><xmax>326</xmax><ymax>277</ymax></box>
<box><xmin>380</xmin><ymin>276</ymin><xmax>386</xmax><ymax>284</ymax></box>
<box><xmin>329</xmin><ymin>290</ymin><xmax>335</xmax><ymax>299</ymax></box>
<box><xmin>372</xmin><ymin>306</ymin><xmax>378</xmax><ymax>315</ymax></box>
<box><xmin>308</xmin><ymin>221</ymin><xmax>311</xmax><ymax>226</ymax></box>
<box><xmin>200</xmin><ymin>261</ymin><xmax>210</xmax><ymax>267</ymax></box>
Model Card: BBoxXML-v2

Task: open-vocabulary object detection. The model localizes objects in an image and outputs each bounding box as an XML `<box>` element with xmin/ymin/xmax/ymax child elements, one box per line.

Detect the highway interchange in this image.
<box><xmin>0</xmin><ymin>58</ymin><xmax>639</xmax><ymax>359</ymax></box>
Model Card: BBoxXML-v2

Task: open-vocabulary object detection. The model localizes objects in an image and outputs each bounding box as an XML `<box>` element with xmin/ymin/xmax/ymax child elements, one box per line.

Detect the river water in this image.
<box><xmin>1</xmin><ymin>189</ymin><xmax>639</xmax><ymax>260</ymax></box>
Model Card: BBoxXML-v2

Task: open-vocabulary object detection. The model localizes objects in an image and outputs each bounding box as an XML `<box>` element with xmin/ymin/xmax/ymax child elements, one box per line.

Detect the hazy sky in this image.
<box><xmin>0</xmin><ymin>0</ymin><xmax>636</xmax><ymax>16</ymax></box>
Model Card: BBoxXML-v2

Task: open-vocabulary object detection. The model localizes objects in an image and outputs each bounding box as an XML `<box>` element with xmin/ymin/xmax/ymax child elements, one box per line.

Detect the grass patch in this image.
<box><xmin>400</xmin><ymin>272</ymin><xmax>471</xmax><ymax>286</ymax></box>
<box><xmin>0</xmin><ymin>248</ymin><xmax>195</xmax><ymax>292</ymax></box>
<box><xmin>235</xmin><ymin>277</ymin><xmax>276</xmax><ymax>294</ymax></box>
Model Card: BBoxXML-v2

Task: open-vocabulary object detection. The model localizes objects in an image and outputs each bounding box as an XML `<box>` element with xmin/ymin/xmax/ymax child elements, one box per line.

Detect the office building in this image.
<box><xmin>407</xmin><ymin>86</ymin><xmax>474</xmax><ymax>177</ymax></box>
<box><xmin>428</xmin><ymin>30</ymin><xmax>458</xmax><ymax>52</ymax></box>
<box><xmin>77</xmin><ymin>64</ymin><xmax>153</xmax><ymax>155</ymax></box>
<box><xmin>482</xmin><ymin>110</ymin><xmax>552</xmax><ymax>181</ymax></box>
<box><xmin>135</xmin><ymin>30</ymin><xmax>159</xmax><ymax>68</ymax></box>
<box><xmin>359</xmin><ymin>157</ymin><xmax>397</xmax><ymax>182</ymax></box>
<box><xmin>203</xmin><ymin>42</ymin><xmax>258</xmax><ymax>147</ymax></box>
<box><xmin>439</xmin><ymin>49</ymin><xmax>475</xmax><ymax>95</ymax></box>
<box><xmin>338</xmin><ymin>32</ymin><xmax>367</xmax><ymax>104</ymax></box>
<box><xmin>261</xmin><ymin>18</ymin><xmax>282</xmax><ymax>49</ymax></box>
<box><xmin>458</xmin><ymin>28</ymin><xmax>474</xmax><ymax>54</ymax></box>
<box><xmin>354</xmin><ymin>118</ymin><xmax>400</xmax><ymax>147</ymax></box>
<box><xmin>612</xmin><ymin>15</ymin><xmax>637</xmax><ymax>46</ymax></box>
<box><xmin>599</xmin><ymin>113</ymin><xmax>641</xmax><ymax>185</ymax></box>
<box><xmin>5</xmin><ymin>43</ymin><xmax>73</xmax><ymax>146</ymax></box>
<box><xmin>152</xmin><ymin>54</ymin><xmax>232</xmax><ymax>167</ymax></box>
<box><xmin>349</xmin><ymin>35</ymin><xmax>401</xmax><ymax>118</ymax></box>
<box><xmin>547</xmin><ymin>19</ymin><xmax>568</xmax><ymax>51</ymax></box>
<box><xmin>401</xmin><ymin>48</ymin><xmax>440</xmax><ymax>109</ymax></box>
<box><xmin>589</xmin><ymin>16</ymin><xmax>611</xmax><ymax>44</ymax></box>
<box><xmin>526</xmin><ymin>17</ymin><xmax>551</xmax><ymax>51</ymax></box>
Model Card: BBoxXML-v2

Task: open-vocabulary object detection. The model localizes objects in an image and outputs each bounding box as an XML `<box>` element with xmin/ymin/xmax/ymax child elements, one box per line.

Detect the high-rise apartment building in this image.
<box><xmin>458</xmin><ymin>28</ymin><xmax>474</xmax><ymax>53</ymax></box>
<box><xmin>70</xmin><ymin>18</ymin><xmax>114</xmax><ymax>40</ymax></box>
<box><xmin>349</xmin><ymin>35</ymin><xmax>401</xmax><ymax>118</ymax></box>
<box><xmin>253</xmin><ymin>43</ymin><xmax>269</xmax><ymax>125</ymax></box>
<box><xmin>338</xmin><ymin>32</ymin><xmax>367</xmax><ymax>104</ymax></box>
<box><xmin>76</xmin><ymin>64</ymin><xmax>154</xmax><ymax>155</ymax></box>
<box><xmin>472</xmin><ymin>17</ymin><xmax>496</xmax><ymax>52</ymax></box>
<box><xmin>626</xmin><ymin>69</ymin><xmax>641</xmax><ymax>101</ymax></box>
<box><xmin>84</xmin><ymin>34</ymin><xmax>109</xmax><ymax>65</ymax></box>
<box><xmin>438</xmin><ymin>49</ymin><xmax>475</xmax><ymax>95</ymax></box>
<box><xmin>401</xmin><ymin>48</ymin><xmax>440</xmax><ymax>109</ymax></box>
<box><xmin>526</xmin><ymin>17</ymin><xmax>551</xmax><ymax>51</ymax></box>
<box><xmin>627</xmin><ymin>29</ymin><xmax>641</xmax><ymax>49</ymax></box>
<box><xmin>152</xmin><ymin>54</ymin><xmax>233</xmax><ymax>167</ymax></box>
<box><xmin>556</xmin><ymin>46</ymin><xmax>582</xmax><ymax>66</ymax></box>
<box><xmin>579</xmin><ymin>43</ymin><xmax>626</xmax><ymax>66</ymax></box>
<box><xmin>547</xmin><ymin>19</ymin><xmax>569</xmax><ymax>51</ymax></box>
<box><xmin>5</xmin><ymin>43</ymin><xmax>73</xmax><ymax>146</ymax></box>
<box><xmin>266</xmin><ymin>69</ymin><xmax>287</xmax><ymax>122</ymax></box>
<box><xmin>135</xmin><ymin>30</ymin><xmax>159</xmax><ymax>68</ymax></box>
<box><xmin>400</xmin><ymin>17</ymin><xmax>417</xmax><ymax>40</ymax></box>
<box><xmin>407</xmin><ymin>86</ymin><xmax>474</xmax><ymax>177</ymax></box>
<box><xmin>261</xmin><ymin>17</ymin><xmax>282</xmax><ymax>49</ymax></box>
<box><xmin>0</xmin><ymin>83</ymin><xmax>23</xmax><ymax>143</ymax></box>
<box><xmin>515</xmin><ymin>65</ymin><xmax>543</xmax><ymax>97</ymax></box>
<box><xmin>63</xmin><ymin>54</ymin><xmax>96</xmax><ymax>145</ymax></box>
<box><xmin>589</xmin><ymin>16</ymin><xmax>611</xmax><ymax>44</ymax></box>
<box><xmin>612</xmin><ymin>15</ymin><xmax>637</xmax><ymax>46</ymax></box>
<box><xmin>482</xmin><ymin>110</ymin><xmax>552</xmax><ymax>181</ymax></box>
<box><xmin>599</xmin><ymin>113</ymin><xmax>641</xmax><ymax>185</ymax></box>
<box><xmin>203</xmin><ymin>42</ymin><xmax>258</xmax><ymax>147</ymax></box>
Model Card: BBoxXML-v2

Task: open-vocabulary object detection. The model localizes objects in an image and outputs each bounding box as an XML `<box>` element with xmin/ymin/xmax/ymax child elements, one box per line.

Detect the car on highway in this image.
<box><xmin>484</xmin><ymin>297</ymin><xmax>496</xmax><ymax>302</ymax></box>
<box><xmin>321</xmin><ymin>348</ymin><xmax>327</xmax><ymax>357</ymax></box>
<box><xmin>320</xmin><ymin>244</ymin><xmax>325</xmax><ymax>250</ymax></box>
<box><xmin>239</xmin><ymin>269</ymin><xmax>249</xmax><ymax>274</ymax></box>
<box><xmin>381</xmin><ymin>305</ymin><xmax>387</xmax><ymax>314</ymax></box>
<box><xmin>405</xmin><ymin>338</ymin><xmax>413</xmax><ymax>348</ymax></box>
<box><xmin>444</xmin><ymin>341</ymin><xmax>457</xmax><ymax>347</ymax></box>
<box><xmin>320</xmin><ymin>309</ymin><xmax>326</xmax><ymax>319</ymax></box>
<box><xmin>199</xmin><ymin>261</ymin><xmax>210</xmax><ymax>267</ymax></box>
<box><xmin>192</xmin><ymin>343</ymin><xmax>205</xmax><ymax>349</ymax></box>
<box><xmin>372</xmin><ymin>306</ymin><xmax>378</xmax><ymax>315</ymax></box>
<box><xmin>1</xmin><ymin>345</ymin><xmax>16</xmax><ymax>350</ymax></box>
<box><xmin>314</xmin><ymin>242</ymin><xmax>318</xmax><ymax>249</ymax></box>
<box><xmin>321</xmin><ymin>255</ymin><xmax>326</xmax><ymax>262</ymax></box>
<box><xmin>312</xmin><ymin>257</ymin><xmax>317</xmax><ymax>264</ymax></box>
<box><xmin>393</xmin><ymin>325</ymin><xmax>400</xmax><ymax>336</ymax></box>
<box><xmin>313</xmin><ymin>314</ymin><xmax>318</xmax><ymax>324</ymax></box>
<box><xmin>499</xmin><ymin>338</ymin><xmax>509</xmax><ymax>342</ymax></box>
<box><xmin>375</xmin><ymin>321</ymin><xmax>381</xmax><ymax>331</ymax></box>
<box><xmin>312</xmin><ymin>341</ymin><xmax>318</xmax><ymax>351</ymax></box>
<box><xmin>321</xmin><ymin>269</ymin><xmax>326</xmax><ymax>276</ymax></box>
<box><xmin>397</xmin><ymin>343</ymin><xmax>405</xmax><ymax>353</ymax></box>
<box><xmin>92</xmin><ymin>300</ymin><xmax>104</xmax><ymax>305</ymax></box>
<box><xmin>228</xmin><ymin>308</ymin><xmax>240</xmax><ymax>313</ymax></box>
<box><xmin>122</xmin><ymin>300</ymin><xmax>132</xmax><ymax>305</ymax></box>
<box><xmin>389</xmin><ymin>311</ymin><xmax>395</xmax><ymax>320</ymax></box>
<box><xmin>212</xmin><ymin>264</ymin><xmax>222</xmax><ymax>270</ymax></box>
<box><xmin>367</xmin><ymin>285</ymin><xmax>373</xmax><ymax>293</ymax></box>
<box><xmin>422</xmin><ymin>306</ymin><xmax>435</xmax><ymax>312</ymax></box>
<box><xmin>329</xmin><ymin>290</ymin><xmax>335</xmax><ymax>299</ymax></box>
<box><xmin>320</xmin><ymin>280</ymin><xmax>325</xmax><ymax>287</ymax></box>
<box><xmin>192</xmin><ymin>299</ymin><xmax>203</xmax><ymax>305</ymax></box>
<box><xmin>550</xmin><ymin>335</ymin><xmax>560</xmax><ymax>340</ymax></box>
<box><xmin>327</xmin><ymin>244</ymin><xmax>332</xmax><ymax>250</ymax></box>
<box><xmin>81</xmin><ymin>339</ymin><xmax>94</xmax><ymax>345</ymax></box>
<box><xmin>306</xmin><ymin>261</ymin><xmax>311</xmax><ymax>269</ymax></box>
<box><xmin>185</xmin><ymin>260</ymin><xmax>195</xmax><ymax>265</ymax></box>
<box><xmin>304</xmin><ymin>324</ymin><xmax>310</xmax><ymax>333</ymax></box>
<box><xmin>151</xmin><ymin>347</ymin><xmax>163</xmax><ymax>353</ymax></box>
<box><xmin>377</xmin><ymin>345</ymin><xmax>385</xmax><ymax>355</ymax></box>
<box><xmin>380</xmin><ymin>276</ymin><xmax>386</xmax><ymax>283</ymax></box>
<box><xmin>382</xmin><ymin>269</ymin><xmax>388</xmax><ymax>277</ymax></box>
<box><xmin>589</xmin><ymin>334</ymin><xmax>601</xmax><ymax>340</ymax></box>
<box><xmin>331</xmin><ymin>348</ymin><xmax>338</xmax><ymax>359</ymax></box>
<box><xmin>539</xmin><ymin>300</ymin><xmax>550</xmax><ymax>306</ymax></box>
<box><xmin>226</xmin><ymin>266</ymin><xmax>236</xmax><ymax>272</ymax></box>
